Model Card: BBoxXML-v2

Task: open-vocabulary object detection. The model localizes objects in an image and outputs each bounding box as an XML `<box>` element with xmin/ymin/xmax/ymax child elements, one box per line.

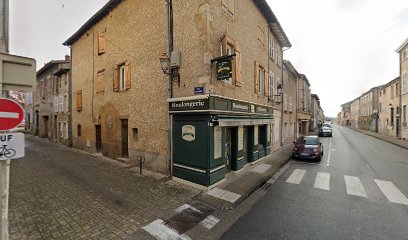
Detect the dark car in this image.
<box><xmin>292</xmin><ymin>136</ymin><xmax>323</xmax><ymax>161</ymax></box>
<box><xmin>319</xmin><ymin>126</ymin><xmax>333</xmax><ymax>137</ymax></box>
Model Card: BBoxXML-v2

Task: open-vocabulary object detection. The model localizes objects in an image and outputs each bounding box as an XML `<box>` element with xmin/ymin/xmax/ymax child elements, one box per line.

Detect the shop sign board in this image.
<box><xmin>232</xmin><ymin>102</ymin><xmax>250</xmax><ymax>112</ymax></box>
<box><xmin>216</xmin><ymin>59</ymin><xmax>232</xmax><ymax>80</ymax></box>
<box><xmin>170</xmin><ymin>99</ymin><xmax>209</xmax><ymax>111</ymax></box>
<box><xmin>256</xmin><ymin>106</ymin><xmax>269</xmax><ymax>114</ymax></box>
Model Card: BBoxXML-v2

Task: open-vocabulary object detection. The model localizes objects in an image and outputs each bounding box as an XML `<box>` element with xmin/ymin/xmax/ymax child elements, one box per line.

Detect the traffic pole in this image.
<box><xmin>0</xmin><ymin>0</ymin><xmax>10</xmax><ymax>238</ymax></box>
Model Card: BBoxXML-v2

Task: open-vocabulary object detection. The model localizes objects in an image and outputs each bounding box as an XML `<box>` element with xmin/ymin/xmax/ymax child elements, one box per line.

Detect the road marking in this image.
<box><xmin>175</xmin><ymin>204</ymin><xmax>201</xmax><ymax>213</ymax></box>
<box><xmin>374</xmin><ymin>180</ymin><xmax>408</xmax><ymax>205</ymax></box>
<box><xmin>251</xmin><ymin>163</ymin><xmax>271</xmax><ymax>173</ymax></box>
<box><xmin>344</xmin><ymin>176</ymin><xmax>367</xmax><ymax>198</ymax></box>
<box><xmin>207</xmin><ymin>188</ymin><xmax>241</xmax><ymax>203</ymax></box>
<box><xmin>143</xmin><ymin>219</ymin><xmax>191</xmax><ymax>240</ymax></box>
<box><xmin>327</xmin><ymin>138</ymin><xmax>332</xmax><ymax>166</ymax></box>
<box><xmin>0</xmin><ymin>111</ymin><xmax>19</xmax><ymax>119</ymax></box>
<box><xmin>201</xmin><ymin>215</ymin><xmax>220</xmax><ymax>229</ymax></box>
<box><xmin>286</xmin><ymin>169</ymin><xmax>306</xmax><ymax>184</ymax></box>
<box><xmin>314</xmin><ymin>172</ymin><xmax>330</xmax><ymax>191</ymax></box>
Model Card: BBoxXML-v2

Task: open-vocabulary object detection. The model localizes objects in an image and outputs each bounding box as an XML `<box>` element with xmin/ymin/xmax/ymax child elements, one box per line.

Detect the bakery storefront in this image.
<box><xmin>169</xmin><ymin>94</ymin><xmax>273</xmax><ymax>187</ymax></box>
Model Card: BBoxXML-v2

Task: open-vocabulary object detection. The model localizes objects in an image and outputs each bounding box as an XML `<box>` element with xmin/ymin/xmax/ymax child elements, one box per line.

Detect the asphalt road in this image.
<box><xmin>221</xmin><ymin>125</ymin><xmax>408</xmax><ymax>240</ymax></box>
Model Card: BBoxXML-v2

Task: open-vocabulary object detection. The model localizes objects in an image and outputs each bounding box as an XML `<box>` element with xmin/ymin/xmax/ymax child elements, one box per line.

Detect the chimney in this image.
<box><xmin>65</xmin><ymin>55</ymin><xmax>70</xmax><ymax>61</ymax></box>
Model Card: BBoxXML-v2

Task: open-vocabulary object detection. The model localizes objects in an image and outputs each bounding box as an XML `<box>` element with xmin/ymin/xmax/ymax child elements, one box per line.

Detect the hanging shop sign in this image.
<box><xmin>216</xmin><ymin>58</ymin><xmax>232</xmax><ymax>80</ymax></box>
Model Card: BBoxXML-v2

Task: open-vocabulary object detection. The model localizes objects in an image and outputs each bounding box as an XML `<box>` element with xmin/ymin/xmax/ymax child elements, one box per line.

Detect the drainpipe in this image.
<box><xmin>68</xmin><ymin>47</ymin><xmax>73</xmax><ymax>147</ymax></box>
<box><xmin>281</xmin><ymin>47</ymin><xmax>290</xmax><ymax>146</ymax></box>
<box><xmin>166</xmin><ymin>0</ymin><xmax>174</xmax><ymax>177</ymax></box>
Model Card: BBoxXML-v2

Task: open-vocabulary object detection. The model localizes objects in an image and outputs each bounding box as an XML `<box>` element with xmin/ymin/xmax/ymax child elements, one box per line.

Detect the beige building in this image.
<box><xmin>350</xmin><ymin>98</ymin><xmax>360</xmax><ymax>128</ymax></box>
<box><xmin>64</xmin><ymin>0</ymin><xmax>291</xmax><ymax>186</ymax></box>
<box><xmin>378</xmin><ymin>78</ymin><xmax>400</xmax><ymax>137</ymax></box>
<box><xmin>282</xmin><ymin>60</ymin><xmax>298</xmax><ymax>145</ymax></box>
<box><xmin>358</xmin><ymin>86</ymin><xmax>380</xmax><ymax>132</ymax></box>
<box><xmin>310</xmin><ymin>94</ymin><xmax>320</xmax><ymax>132</ymax></box>
<box><xmin>397</xmin><ymin>38</ymin><xmax>408</xmax><ymax>140</ymax></box>
<box><xmin>33</xmin><ymin>57</ymin><xmax>71</xmax><ymax>144</ymax></box>
<box><xmin>297</xmin><ymin>74</ymin><xmax>311</xmax><ymax>135</ymax></box>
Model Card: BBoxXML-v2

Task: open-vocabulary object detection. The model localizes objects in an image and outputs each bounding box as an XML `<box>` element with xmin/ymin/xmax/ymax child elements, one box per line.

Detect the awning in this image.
<box><xmin>216</xmin><ymin>115</ymin><xmax>273</xmax><ymax>127</ymax></box>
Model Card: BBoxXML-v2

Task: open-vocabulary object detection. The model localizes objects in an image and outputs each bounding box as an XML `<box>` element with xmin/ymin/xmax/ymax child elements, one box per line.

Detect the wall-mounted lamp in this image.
<box><xmin>159</xmin><ymin>52</ymin><xmax>180</xmax><ymax>85</ymax></box>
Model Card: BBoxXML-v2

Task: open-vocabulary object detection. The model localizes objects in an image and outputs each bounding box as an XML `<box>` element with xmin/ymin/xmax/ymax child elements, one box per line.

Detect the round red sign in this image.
<box><xmin>0</xmin><ymin>98</ymin><xmax>25</xmax><ymax>131</ymax></box>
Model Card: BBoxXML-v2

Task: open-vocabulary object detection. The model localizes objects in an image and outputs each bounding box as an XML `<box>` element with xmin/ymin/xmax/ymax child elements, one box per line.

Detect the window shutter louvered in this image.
<box><xmin>126</xmin><ymin>61</ymin><xmax>131</xmax><ymax>90</ymax></box>
<box><xmin>113</xmin><ymin>65</ymin><xmax>119</xmax><ymax>92</ymax></box>
<box><xmin>98</xmin><ymin>32</ymin><xmax>106</xmax><ymax>54</ymax></box>
<box><xmin>235</xmin><ymin>47</ymin><xmax>242</xmax><ymax>87</ymax></box>
<box><xmin>76</xmin><ymin>91</ymin><xmax>82</xmax><ymax>111</ymax></box>
<box><xmin>254</xmin><ymin>62</ymin><xmax>259</xmax><ymax>94</ymax></box>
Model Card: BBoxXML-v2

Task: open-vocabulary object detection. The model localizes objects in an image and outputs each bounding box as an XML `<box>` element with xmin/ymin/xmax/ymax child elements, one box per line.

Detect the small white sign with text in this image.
<box><xmin>0</xmin><ymin>133</ymin><xmax>25</xmax><ymax>160</ymax></box>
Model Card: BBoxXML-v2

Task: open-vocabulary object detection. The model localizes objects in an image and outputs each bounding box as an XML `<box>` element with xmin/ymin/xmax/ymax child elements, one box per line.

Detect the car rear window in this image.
<box><xmin>297</xmin><ymin>137</ymin><xmax>318</xmax><ymax>145</ymax></box>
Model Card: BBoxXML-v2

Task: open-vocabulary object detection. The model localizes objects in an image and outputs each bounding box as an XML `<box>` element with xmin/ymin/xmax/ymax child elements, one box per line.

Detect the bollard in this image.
<box><xmin>139</xmin><ymin>156</ymin><xmax>146</xmax><ymax>175</ymax></box>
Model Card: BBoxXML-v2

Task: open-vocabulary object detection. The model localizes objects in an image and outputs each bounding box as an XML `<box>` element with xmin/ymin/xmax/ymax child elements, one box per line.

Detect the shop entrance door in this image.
<box><xmin>225</xmin><ymin>128</ymin><xmax>237</xmax><ymax>172</ymax></box>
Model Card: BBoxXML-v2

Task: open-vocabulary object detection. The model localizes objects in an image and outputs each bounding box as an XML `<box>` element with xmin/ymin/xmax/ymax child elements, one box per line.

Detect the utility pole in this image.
<box><xmin>166</xmin><ymin>0</ymin><xmax>174</xmax><ymax>177</ymax></box>
<box><xmin>0</xmin><ymin>0</ymin><xmax>10</xmax><ymax>239</ymax></box>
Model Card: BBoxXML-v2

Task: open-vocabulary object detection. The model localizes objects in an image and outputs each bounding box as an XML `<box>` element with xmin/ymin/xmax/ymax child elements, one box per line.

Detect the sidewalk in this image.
<box><xmin>350</xmin><ymin>127</ymin><xmax>408</xmax><ymax>149</ymax></box>
<box><xmin>193</xmin><ymin>144</ymin><xmax>293</xmax><ymax>210</ymax></box>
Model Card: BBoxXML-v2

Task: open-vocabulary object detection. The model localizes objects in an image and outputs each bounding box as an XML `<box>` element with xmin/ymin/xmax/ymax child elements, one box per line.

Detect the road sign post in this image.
<box><xmin>0</xmin><ymin>98</ymin><xmax>25</xmax><ymax>240</ymax></box>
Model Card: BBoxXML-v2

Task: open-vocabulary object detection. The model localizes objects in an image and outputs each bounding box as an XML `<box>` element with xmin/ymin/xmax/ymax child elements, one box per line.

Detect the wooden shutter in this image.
<box><xmin>76</xmin><ymin>91</ymin><xmax>82</xmax><ymax>111</ymax></box>
<box><xmin>113</xmin><ymin>65</ymin><xmax>119</xmax><ymax>92</ymax></box>
<box><xmin>254</xmin><ymin>62</ymin><xmax>259</xmax><ymax>94</ymax></box>
<box><xmin>96</xmin><ymin>71</ymin><xmax>105</xmax><ymax>93</ymax></box>
<box><xmin>235</xmin><ymin>47</ymin><xmax>242</xmax><ymax>87</ymax></box>
<box><xmin>98</xmin><ymin>32</ymin><xmax>106</xmax><ymax>54</ymax></box>
<box><xmin>264</xmin><ymin>69</ymin><xmax>269</xmax><ymax>96</ymax></box>
<box><xmin>125</xmin><ymin>61</ymin><xmax>131</xmax><ymax>90</ymax></box>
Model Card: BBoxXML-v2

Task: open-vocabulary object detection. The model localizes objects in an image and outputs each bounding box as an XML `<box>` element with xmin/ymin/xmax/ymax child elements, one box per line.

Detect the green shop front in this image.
<box><xmin>169</xmin><ymin>95</ymin><xmax>273</xmax><ymax>187</ymax></box>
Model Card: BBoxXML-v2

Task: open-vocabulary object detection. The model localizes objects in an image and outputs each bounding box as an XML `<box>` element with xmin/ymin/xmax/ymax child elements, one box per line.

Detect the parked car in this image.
<box><xmin>323</xmin><ymin>123</ymin><xmax>332</xmax><ymax>128</ymax></box>
<box><xmin>319</xmin><ymin>126</ymin><xmax>333</xmax><ymax>137</ymax></box>
<box><xmin>292</xmin><ymin>136</ymin><xmax>323</xmax><ymax>161</ymax></box>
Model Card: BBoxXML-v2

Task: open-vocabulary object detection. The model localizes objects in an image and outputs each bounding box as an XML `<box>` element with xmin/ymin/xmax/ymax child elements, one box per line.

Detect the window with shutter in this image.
<box><xmin>59</xmin><ymin>96</ymin><xmax>63</xmax><ymax>112</ymax></box>
<box><xmin>98</xmin><ymin>32</ymin><xmax>106</xmax><ymax>55</ymax></box>
<box><xmin>254</xmin><ymin>62</ymin><xmax>259</xmax><ymax>94</ymax></box>
<box><xmin>113</xmin><ymin>65</ymin><xmax>119</xmax><ymax>92</ymax></box>
<box><xmin>125</xmin><ymin>61</ymin><xmax>131</xmax><ymax>90</ymax></box>
<box><xmin>269</xmin><ymin>72</ymin><xmax>274</xmax><ymax>97</ymax></box>
<box><xmin>119</xmin><ymin>64</ymin><xmax>127</xmax><ymax>91</ymax></box>
<box><xmin>259</xmin><ymin>66</ymin><xmax>265</xmax><ymax>95</ymax></box>
<box><xmin>264</xmin><ymin>69</ymin><xmax>269</xmax><ymax>96</ymax></box>
<box><xmin>76</xmin><ymin>91</ymin><xmax>82</xmax><ymax>111</ymax></box>
<box><xmin>96</xmin><ymin>70</ymin><xmax>105</xmax><ymax>93</ymax></box>
<box><xmin>64</xmin><ymin>95</ymin><xmax>68</xmax><ymax>112</ymax></box>
<box><xmin>54</xmin><ymin>96</ymin><xmax>58</xmax><ymax>113</ymax></box>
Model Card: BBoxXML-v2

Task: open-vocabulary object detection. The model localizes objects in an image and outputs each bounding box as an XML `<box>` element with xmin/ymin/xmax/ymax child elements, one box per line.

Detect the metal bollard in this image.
<box><xmin>139</xmin><ymin>156</ymin><xmax>146</xmax><ymax>175</ymax></box>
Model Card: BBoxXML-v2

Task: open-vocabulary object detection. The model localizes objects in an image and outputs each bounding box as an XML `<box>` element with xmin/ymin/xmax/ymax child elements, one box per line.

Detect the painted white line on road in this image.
<box><xmin>220</xmin><ymin>191</ymin><xmax>241</xmax><ymax>203</ymax></box>
<box><xmin>207</xmin><ymin>188</ymin><xmax>241</xmax><ymax>203</ymax></box>
<box><xmin>143</xmin><ymin>219</ymin><xmax>190</xmax><ymax>240</ymax></box>
<box><xmin>314</xmin><ymin>172</ymin><xmax>330</xmax><ymax>191</ymax></box>
<box><xmin>286</xmin><ymin>169</ymin><xmax>306</xmax><ymax>184</ymax></box>
<box><xmin>201</xmin><ymin>215</ymin><xmax>220</xmax><ymax>229</ymax></box>
<box><xmin>251</xmin><ymin>163</ymin><xmax>272</xmax><ymax>173</ymax></box>
<box><xmin>344</xmin><ymin>176</ymin><xmax>367</xmax><ymax>198</ymax></box>
<box><xmin>327</xmin><ymin>138</ymin><xmax>332</xmax><ymax>164</ymax></box>
<box><xmin>0</xmin><ymin>111</ymin><xmax>19</xmax><ymax>119</ymax></box>
<box><xmin>374</xmin><ymin>180</ymin><xmax>408</xmax><ymax>205</ymax></box>
<box><xmin>175</xmin><ymin>204</ymin><xmax>201</xmax><ymax>213</ymax></box>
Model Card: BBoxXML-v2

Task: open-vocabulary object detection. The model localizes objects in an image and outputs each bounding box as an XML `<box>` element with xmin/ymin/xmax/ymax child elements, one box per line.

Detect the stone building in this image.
<box><xmin>378</xmin><ymin>77</ymin><xmax>400</xmax><ymax>138</ymax></box>
<box><xmin>297</xmin><ymin>74</ymin><xmax>311</xmax><ymax>135</ymax></box>
<box><xmin>33</xmin><ymin>57</ymin><xmax>71</xmax><ymax>143</ymax></box>
<box><xmin>281</xmin><ymin>60</ymin><xmax>298</xmax><ymax>145</ymax></box>
<box><xmin>63</xmin><ymin>0</ymin><xmax>291</xmax><ymax>187</ymax></box>
<box><xmin>358</xmin><ymin>86</ymin><xmax>380</xmax><ymax>132</ymax></box>
<box><xmin>340</xmin><ymin>101</ymin><xmax>352</xmax><ymax>127</ymax></box>
<box><xmin>397</xmin><ymin>38</ymin><xmax>408</xmax><ymax>140</ymax></box>
<box><xmin>310</xmin><ymin>94</ymin><xmax>320</xmax><ymax>132</ymax></box>
<box><xmin>350</xmin><ymin>98</ymin><xmax>360</xmax><ymax>128</ymax></box>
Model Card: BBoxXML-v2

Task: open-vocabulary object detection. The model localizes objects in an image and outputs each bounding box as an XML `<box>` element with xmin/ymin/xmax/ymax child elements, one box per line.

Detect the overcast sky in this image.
<box><xmin>9</xmin><ymin>0</ymin><xmax>408</xmax><ymax>116</ymax></box>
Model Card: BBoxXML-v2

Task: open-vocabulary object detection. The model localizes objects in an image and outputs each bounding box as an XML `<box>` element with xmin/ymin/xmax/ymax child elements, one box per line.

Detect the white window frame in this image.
<box><xmin>289</xmin><ymin>96</ymin><xmax>293</xmax><ymax>112</ymax></box>
<box><xmin>269</xmin><ymin>35</ymin><xmax>274</xmax><ymax>59</ymax></box>
<box><xmin>65</xmin><ymin>95</ymin><xmax>69</xmax><ymax>112</ymax></box>
<box><xmin>119</xmin><ymin>64</ymin><xmax>127</xmax><ymax>91</ymax></box>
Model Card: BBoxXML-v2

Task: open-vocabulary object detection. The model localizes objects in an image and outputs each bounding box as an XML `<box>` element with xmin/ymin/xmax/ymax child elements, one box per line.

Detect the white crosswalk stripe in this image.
<box><xmin>314</xmin><ymin>172</ymin><xmax>330</xmax><ymax>191</ymax></box>
<box><xmin>286</xmin><ymin>169</ymin><xmax>306</xmax><ymax>184</ymax></box>
<box><xmin>374</xmin><ymin>180</ymin><xmax>408</xmax><ymax>205</ymax></box>
<box><xmin>344</xmin><ymin>175</ymin><xmax>367</xmax><ymax>198</ymax></box>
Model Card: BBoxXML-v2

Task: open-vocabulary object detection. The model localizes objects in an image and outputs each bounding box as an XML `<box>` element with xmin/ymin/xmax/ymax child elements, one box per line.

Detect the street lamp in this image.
<box><xmin>388</xmin><ymin>103</ymin><xmax>392</xmax><ymax>109</ymax></box>
<box><xmin>159</xmin><ymin>52</ymin><xmax>170</xmax><ymax>74</ymax></box>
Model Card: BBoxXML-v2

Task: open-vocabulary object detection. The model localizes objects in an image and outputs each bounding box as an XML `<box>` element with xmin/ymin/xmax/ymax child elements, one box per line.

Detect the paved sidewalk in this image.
<box><xmin>348</xmin><ymin>127</ymin><xmax>408</xmax><ymax>149</ymax></box>
<box><xmin>9</xmin><ymin>136</ymin><xmax>200</xmax><ymax>240</ymax></box>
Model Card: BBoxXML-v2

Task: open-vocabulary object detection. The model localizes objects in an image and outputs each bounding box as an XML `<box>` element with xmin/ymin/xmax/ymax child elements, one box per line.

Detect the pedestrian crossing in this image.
<box><xmin>284</xmin><ymin>169</ymin><xmax>408</xmax><ymax>206</ymax></box>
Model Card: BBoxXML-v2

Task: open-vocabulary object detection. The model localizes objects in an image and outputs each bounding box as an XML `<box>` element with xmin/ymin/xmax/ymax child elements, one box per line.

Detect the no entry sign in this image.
<box><xmin>0</xmin><ymin>98</ymin><xmax>25</xmax><ymax>131</ymax></box>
